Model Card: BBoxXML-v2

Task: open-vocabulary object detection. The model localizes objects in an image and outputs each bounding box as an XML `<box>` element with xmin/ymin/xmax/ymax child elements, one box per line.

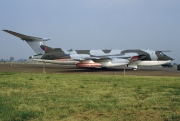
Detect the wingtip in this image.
<box><xmin>2</xmin><ymin>30</ymin><xmax>9</xmax><ymax>32</ymax></box>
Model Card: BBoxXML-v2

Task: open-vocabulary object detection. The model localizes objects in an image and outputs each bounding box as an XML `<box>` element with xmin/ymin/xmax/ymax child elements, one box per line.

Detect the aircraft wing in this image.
<box><xmin>32</xmin><ymin>59</ymin><xmax>78</xmax><ymax>65</ymax></box>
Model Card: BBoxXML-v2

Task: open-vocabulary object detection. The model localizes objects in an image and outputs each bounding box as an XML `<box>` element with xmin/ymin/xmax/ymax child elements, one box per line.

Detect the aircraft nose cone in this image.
<box><xmin>167</xmin><ymin>56</ymin><xmax>174</xmax><ymax>61</ymax></box>
<box><xmin>170</xmin><ymin>57</ymin><xmax>174</xmax><ymax>61</ymax></box>
<box><xmin>156</xmin><ymin>51</ymin><xmax>174</xmax><ymax>61</ymax></box>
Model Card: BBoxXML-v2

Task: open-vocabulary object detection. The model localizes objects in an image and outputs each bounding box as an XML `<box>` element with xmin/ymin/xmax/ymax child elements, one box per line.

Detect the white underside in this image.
<box><xmin>130</xmin><ymin>60</ymin><xmax>172</xmax><ymax>66</ymax></box>
<box><xmin>101</xmin><ymin>62</ymin><xmax>129</xmax><ymax>67</ymax></box>
<box><xmin>32</xmin><ymin>59</ymin><xmax>172</xmax><ymax>68</ymax></box>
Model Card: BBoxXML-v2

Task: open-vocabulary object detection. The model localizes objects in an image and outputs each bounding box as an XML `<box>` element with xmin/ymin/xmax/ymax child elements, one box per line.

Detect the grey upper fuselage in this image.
<box><xmin>40</xmin><ymin>45</ymin><xmax>173</xmax><ymax>61</ymax></box>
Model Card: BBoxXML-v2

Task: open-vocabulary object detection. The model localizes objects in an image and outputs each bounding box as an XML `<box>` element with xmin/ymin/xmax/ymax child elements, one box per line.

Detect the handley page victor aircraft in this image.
<box><xmin>3</xmin><ymin>30</ymin><xmax>173</xmax><ymax>70</ymax></box>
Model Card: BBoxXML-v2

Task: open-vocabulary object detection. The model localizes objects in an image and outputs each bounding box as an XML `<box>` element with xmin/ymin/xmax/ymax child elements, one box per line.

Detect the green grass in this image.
<box><xmin>0</xmin><ymin>72</ymin><xmax>179</xmax><ymax>121</ymax></box>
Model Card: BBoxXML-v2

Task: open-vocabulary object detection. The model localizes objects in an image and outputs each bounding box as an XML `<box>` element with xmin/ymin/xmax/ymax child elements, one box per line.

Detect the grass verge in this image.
<box><xmin>0</xmin><ymin>72</ymin><xmax>179</xmax><ymax>121</ymax></box>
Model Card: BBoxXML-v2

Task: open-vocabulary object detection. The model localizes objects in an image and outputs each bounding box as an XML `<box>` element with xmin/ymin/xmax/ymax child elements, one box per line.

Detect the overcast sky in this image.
<box><xmin>1</xmin><ymin>0</ymin><xmax>180</xmax><ymax>63</ymax></box>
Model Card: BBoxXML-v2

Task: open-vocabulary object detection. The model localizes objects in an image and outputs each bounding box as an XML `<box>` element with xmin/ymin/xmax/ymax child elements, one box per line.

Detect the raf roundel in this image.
<box><xmin>44</xmin><ymin>46</ymin><xmax>48</xmax><ymax>51</ymax></box>
<box><xmin>40</xmin><ymin>45</ymin><xmax>48</xmax><ymax>51</ymax></box>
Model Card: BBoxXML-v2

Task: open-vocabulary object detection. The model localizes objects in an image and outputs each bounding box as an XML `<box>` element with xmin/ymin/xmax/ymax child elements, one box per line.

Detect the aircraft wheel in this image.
<box><xmin>102</xmin><ymin>67</ymin><xmax>108</xmax><ymax>70</ymax></box>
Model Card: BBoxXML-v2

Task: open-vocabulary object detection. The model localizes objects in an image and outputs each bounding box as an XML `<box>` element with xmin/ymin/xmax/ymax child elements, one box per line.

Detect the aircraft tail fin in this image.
<box><xmin>3</xmin><ymin>30</ymin><xmax>49</xmax><ymax>55</ymax></box>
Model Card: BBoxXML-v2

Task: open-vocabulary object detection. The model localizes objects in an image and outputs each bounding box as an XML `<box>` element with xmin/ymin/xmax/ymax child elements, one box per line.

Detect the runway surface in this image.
<box><xmin>0</xmin><ymin>63</ymin><xmax>180</xmax><ymax>76</ymax></box>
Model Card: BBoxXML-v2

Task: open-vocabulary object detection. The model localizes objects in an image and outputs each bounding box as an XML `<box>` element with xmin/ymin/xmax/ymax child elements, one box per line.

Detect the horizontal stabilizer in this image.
<box><xmin>3</xmin><ymin>30</ymin><xmax>49</xmax><ymax>41</ymax></box>
<box><xmin>3</xmin><ymin>29</ymin><xmax>50</xmax><ymax>54</ymax></box>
